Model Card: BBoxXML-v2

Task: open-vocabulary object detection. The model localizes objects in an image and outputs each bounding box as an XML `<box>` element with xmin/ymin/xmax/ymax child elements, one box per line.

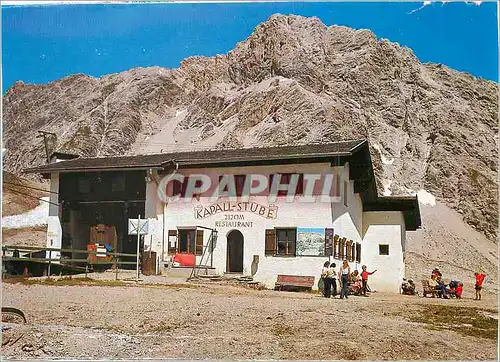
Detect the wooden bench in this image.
<box><xmin>422</xmin><ymin>279</ymin><xmax>437</xmax><ymax>298</ymax></box>
<box><xmin>275</xmin><ymin>275</ymin><xmax>315</xmax><ymax>292</ymax></box>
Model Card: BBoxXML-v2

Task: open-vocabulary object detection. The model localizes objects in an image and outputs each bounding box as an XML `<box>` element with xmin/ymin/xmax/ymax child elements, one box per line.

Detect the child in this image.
<box><xmin>456</xmin><ymin>282</ymin><xmax>463</xmax><ymax>299</ymax></box>
<box><xmin>350</xmin><ymin>270</ymin><xmax>363</xmax><ymax>295</ymax></box>
<box><xmin>361</xmin><ymin>265</ymin><xmax>377</xmax><ymax>296</ymax></box>
<box><xmin>474</xmin><ymin>272</ymin><xmax>486</xmax><ymax>300</ymax></box>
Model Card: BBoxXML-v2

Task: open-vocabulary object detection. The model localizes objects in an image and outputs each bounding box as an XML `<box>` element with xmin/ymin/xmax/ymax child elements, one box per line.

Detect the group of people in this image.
<box><xmin>427</xmin><ymin>267</ymin><xmax>486</xmax><ymax>300</ymax></box>
<box><xmin>321</xmin><ymin>260</ymin><xmax>377</xmax><ymax>299</ymax></box>
<box><xmin>428</xmin><ymin>267</ymin><xmax>456</xmax><ymax>299</ymax></box>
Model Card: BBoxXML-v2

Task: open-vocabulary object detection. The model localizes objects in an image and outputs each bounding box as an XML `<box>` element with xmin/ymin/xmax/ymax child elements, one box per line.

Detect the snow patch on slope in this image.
<box><xmin>382</xmin><ymin>179</ymin><xmax>393</xmax><ymax>196</ymax></box>
<box><xmin>403</xmin><ymin>187</ymin><xmax>436</xmax><ymax>207</ymax></box>
<box><xmin>2</xmin><ymin>197</ymin><xmax>49</xmax><ymax>228</ymax></box>
<box><xmin>417</xmin><ymin>190</ymin><xmax>436</xmax><ymax>206</ymax></box>
<box><xmin>373</xmin><ymin>144</ymin><xmax>394</xmax><ymax>165</ymax></box>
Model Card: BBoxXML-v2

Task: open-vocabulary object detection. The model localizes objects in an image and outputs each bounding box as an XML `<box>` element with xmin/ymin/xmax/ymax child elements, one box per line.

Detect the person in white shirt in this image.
<box><xmin>329</xmin><ymin>262</ymin><xmax>338</xmax><ymax>297</ymax></box>
<box><xmin>321</xmin><ymin>261</ymin><xmax>332</xmax><ymax>298</ymax></box>
<box><xmin>338</xmin><ymin>260</ymin><xmax>351</xmax><ymax>299</ymax></box>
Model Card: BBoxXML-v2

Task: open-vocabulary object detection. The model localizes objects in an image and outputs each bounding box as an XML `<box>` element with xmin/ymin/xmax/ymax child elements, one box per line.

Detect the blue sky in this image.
<box><xmin>2</xmin><ymin>2</ymin><xmax>498</xmax><ymax>92</ymax></box>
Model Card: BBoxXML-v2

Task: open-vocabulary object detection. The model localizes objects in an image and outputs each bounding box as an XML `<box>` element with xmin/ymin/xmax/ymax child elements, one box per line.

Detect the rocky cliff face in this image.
<box><xmin>3</xmin><ymin>14</ymin><xmax>498</xmax><ymax>240</ymax></box>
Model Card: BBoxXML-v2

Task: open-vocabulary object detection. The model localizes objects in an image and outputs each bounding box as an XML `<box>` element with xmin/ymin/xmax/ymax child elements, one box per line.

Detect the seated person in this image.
<box><xmin>349</xmin><ymin>270</ymin><xmax>363</xmax><ymax>293</ymax></box>
<box><xmin>402</xmin><ymin>279</ymin><xmax>416</xmax><ymax>295</ymax></box>
<box><xmin>434</xmin><ymin>277</ymin><xmax>449</xmax><ymax>299</ymax></box>
<box><xmin>447</xmin><ymin>280</ymin><xmax>460</xmax><ymax>297</ymax></box>
<box><xmin>432</xmin><ymin>267</ymin><xmax>442</xmax><ymax>279</ymax></box>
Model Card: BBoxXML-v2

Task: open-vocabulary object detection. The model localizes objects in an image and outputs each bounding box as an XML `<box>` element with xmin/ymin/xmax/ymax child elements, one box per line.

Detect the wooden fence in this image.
<box><xmin>2</xmin><ymin>245</ymin><xmax>140</xmax><ymax>280</ymax></box>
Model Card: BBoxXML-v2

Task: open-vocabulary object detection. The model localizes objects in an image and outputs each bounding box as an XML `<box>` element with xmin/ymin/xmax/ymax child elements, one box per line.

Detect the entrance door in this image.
<box><xmin>226</xmin><ymin>230</ymin><xmax>244</xmax><ymax>273</ymax></box>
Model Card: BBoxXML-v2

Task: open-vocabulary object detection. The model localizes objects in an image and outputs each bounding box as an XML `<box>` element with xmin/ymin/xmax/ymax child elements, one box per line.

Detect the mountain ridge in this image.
<box><xmin>3</xmin><ymin>14</ymin><xmax>498</xmax><ymax>240</ymax></box>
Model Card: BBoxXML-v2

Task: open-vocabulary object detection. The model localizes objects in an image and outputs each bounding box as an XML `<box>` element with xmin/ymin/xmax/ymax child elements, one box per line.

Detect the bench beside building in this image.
<box><xmin>25</xmin><ymin>140</ymin><xmax>421</xmax><ymax>293</ymax></box>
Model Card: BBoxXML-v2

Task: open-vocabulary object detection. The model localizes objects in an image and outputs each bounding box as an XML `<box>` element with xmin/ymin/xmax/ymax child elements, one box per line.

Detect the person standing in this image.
<box><xmin>321</xmin><ymin>261</ymin><xmax>332</xmax><ymax>298</ymax></box>
<box><xmin>361</xmin><ymin>265</ymin><xmax>377</xmax><ymax>296</ymax></box>
<box><xmin>338</xmin><ymin>260</ymin><xmax>351</xmax><ymax>299</ymax></box>
<box><xmin>329</xmin><ymin>262</ymin><xmax>338</xmax><ymax>298</ymax></box>
<box><xmin>474</xmin><ymin>272</ymin><xmax>486</xmax><ymax>300</ymax></box>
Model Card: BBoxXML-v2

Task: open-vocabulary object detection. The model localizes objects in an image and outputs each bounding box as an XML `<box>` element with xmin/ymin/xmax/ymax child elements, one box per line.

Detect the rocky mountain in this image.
<box><xmin>3</xmin><ymin>14</ymin><xmax>498</xmax><ymax>240</ymax></box>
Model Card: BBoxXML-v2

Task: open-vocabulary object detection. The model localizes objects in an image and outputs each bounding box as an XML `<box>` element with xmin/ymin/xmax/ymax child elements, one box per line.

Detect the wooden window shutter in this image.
<box><xmin>265</xmin><ymin>229</ymin><xmax>276</xmax><ymax>256</ymax></box>
<box><xmin>349</xmin><ymin>241</ymin><xmax>355</xmax><ymax>262</ymax></box>
<box><xmin>296</xmin><ymin>174</ymin><xmax>304</xmax><ymax>195</ymax></box>
<box><xmin>343</xmin><ymin>181</ymin><xmax>348</xmax><ymax>206</ymax></box>
<box><xmin>340</xmin><ymin>237</ymin><xmax>347</xmax><ymax>259</ymax></box>
<box><xmin>356</xmin><ymin>243</ymin><xmax>361</xmax><ymax>263</ymax></box>
<box><xmin>168</xmin><ymin>230</ymin><xmax>177</xmax><ymax>255</ymax></box>
<box><xmin>196</xmin><ymin>230</ymin><xmax>204</xmax><ymax>256</ymax></box>
<box><xmin>336</xmin><ymin>173</ymin><xmax>341</xmax><ymax>197</ymax></box>
<box><xmin>346</xmin><ymin>240</ymin><xmax>351</xmax><ymax>260</ymax></box>
<box><xmin>333</xmin><ymin>234</ymin><xmax>340</xmax><ymax>259</ymax></box>
<box><xmin>324</xmin><ymin>228</ymin><xmax>334</xmax><ymax>256</ymax></box>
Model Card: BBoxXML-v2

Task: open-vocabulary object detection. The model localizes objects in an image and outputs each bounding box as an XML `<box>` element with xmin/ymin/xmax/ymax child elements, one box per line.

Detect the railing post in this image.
<box><xmin>136</xmin><ymin>215</ymin><xmax>141</xmax><ymax>282</ymax></box>
<box><xmin>47</xmin><ymin>250</ymin><xmax>52</xmax><ymax>277</ymax></box>
<box><xmin>115</xmin><ymin>255</ymin><xmax>118</xmax><ymax>281</ymax></box>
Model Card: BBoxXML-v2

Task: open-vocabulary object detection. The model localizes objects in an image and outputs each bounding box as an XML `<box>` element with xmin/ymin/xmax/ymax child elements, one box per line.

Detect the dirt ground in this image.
<box><xmin>1</xmin><ymin>274</ymin><xmax>498</xmax><ymax>360</ymax></box>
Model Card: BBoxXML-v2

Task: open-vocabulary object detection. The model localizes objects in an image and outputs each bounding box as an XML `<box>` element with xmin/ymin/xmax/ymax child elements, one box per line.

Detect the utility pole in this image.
<box><xmin>36</xmin><ymin>131</ymin><xmax>57</xmax><ymax>164</ymax></box>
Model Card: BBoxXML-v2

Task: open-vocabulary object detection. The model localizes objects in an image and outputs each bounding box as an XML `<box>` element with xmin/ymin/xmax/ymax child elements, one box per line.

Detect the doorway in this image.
<box><xmin>226</xmin><ymin>230</ymin><xmax>244</xmax><ymax>273</ymax></box>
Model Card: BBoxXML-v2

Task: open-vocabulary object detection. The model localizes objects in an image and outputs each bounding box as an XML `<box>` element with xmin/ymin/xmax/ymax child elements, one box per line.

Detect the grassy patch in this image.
<box><xmin>3</xmin><ymin>276</ymin><xmax>129</xmax><ymax>287</ymax></box>
<box><xmin>272</xmin><ymin>323</ymin><xmax>296</xmax><ymax>337</ymax></box>
<box><xmin>3</xmin><ymin>276</ymin><xmax>201</xmax><ymax>290</ymax></box>
<box><xmin>142</xmin><ymin>282</ymin><xmax>200</xmax><ymax>290</ymax></box>
<box><xmin>409</xmin><ymin>304</ymin><xmax>498</xmax><ymax>340</ymax></box>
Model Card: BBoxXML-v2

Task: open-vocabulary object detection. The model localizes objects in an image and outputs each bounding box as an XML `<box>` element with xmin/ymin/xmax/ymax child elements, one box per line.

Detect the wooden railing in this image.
<box><xmin>2</xmin><ymin>245</ymin><xmax>140</xmax><ymax>280</ymax></box>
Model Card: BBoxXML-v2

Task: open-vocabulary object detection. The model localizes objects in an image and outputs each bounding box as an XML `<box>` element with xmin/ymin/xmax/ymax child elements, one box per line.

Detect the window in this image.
<box><xmin>172</xmin><ymin>176</ymin><xmax>204</xmax><ymax>198</ymax></box>
<box><xmin>172</xmin><ymin>178</ymin><xmax>188</xmax><ymax>197</ymax></box>
<box><xmin>269</xmin><ymin>173</ymin><xmax>304</xmax><ymax>196</ymax></box>
<box><xmin>78</xmin><ymin>177</ymin><xmax>90</xmax><ymax>194</ymax></box>
<box><xmin>178</xmin><ymin>229</ymin><xmax>196</xmax><ymax>254</ymax></box>
<box><xmin>276</xmin><ymin>228</ymin><xmax>296</xmax><ymax>256</ymax></box>
<box><xmin>219</xmin><ymin>175</ymin><xmax>246</xmax><ymax>197</ymax></box>
<box><xmin>235</xmin><ymin>175</ymin><xmax>246</xmax><ymax>197</ymax></box>
<box><xmin>379</xmin><ymin>244</ymin><xmax>389</xmax><ymax>255</ymax></box>
<box><xmin>111</xmin><ymin>175</ymin><xmax>126</xmax><ymax>192</ymax></box>
<box><xmin>265</xmin><ymin>228</ymin><xmax>296</xmax><ymax>256</ymax></box>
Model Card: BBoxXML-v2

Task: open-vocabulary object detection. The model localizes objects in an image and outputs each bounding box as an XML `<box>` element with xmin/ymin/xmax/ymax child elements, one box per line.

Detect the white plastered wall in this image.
<box><xmin>47</xmin><ymin>172</ymin><xmax>62</xmax><ymax>262</ymax></box>
<box><xmin>146</xmin><ymin>162</ymin><xmax>369</xmax><ymax>289</ymax></box>
<box><xmin>362</xmin><ymin>211</ymin><xmax>406</xmax><ymax>293</ymax></box>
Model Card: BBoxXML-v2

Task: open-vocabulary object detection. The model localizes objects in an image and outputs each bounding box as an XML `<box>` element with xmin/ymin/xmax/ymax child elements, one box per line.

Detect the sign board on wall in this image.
<box><xmin>325</xmin><ymin>228</ymin><xmax>334</xmax><ymax>256</ymax></box>
<box><xmin>194</xmin><ymin>202</ymin><xmax>278</xmax><ymax>219</ymax></box>
<box><xmin>168</xmin><ymin>235</ymin><xmax>177</xmax><ymax>248</ymax></box>
<box><xmin>296</xmin><ymin>227</ymin><xmax>326</xmax><ymax>256</ymax></box>
<box><xmin>128</xmin><ymin>219</ymin><xmax>149</xmax><ymax>235</ymax></box>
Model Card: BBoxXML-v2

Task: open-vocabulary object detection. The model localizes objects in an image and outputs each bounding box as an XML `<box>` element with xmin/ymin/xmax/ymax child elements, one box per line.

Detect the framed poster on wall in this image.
<box><xmin>296</xmin><ymin>228</ymin><xmax>326</xmax><ymax>256</ymax></box>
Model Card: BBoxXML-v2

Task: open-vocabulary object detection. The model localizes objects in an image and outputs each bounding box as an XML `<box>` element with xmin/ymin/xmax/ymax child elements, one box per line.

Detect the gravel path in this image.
<box><xmin>1</xmin><ymin>278</ymin><xmax>498</xmax><ymax>360</ymax></box>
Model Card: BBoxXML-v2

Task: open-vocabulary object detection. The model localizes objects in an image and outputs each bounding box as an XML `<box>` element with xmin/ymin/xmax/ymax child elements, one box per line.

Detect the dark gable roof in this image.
<box><xmin>23</xmin><ymin>139</ymin><xmax>421</xmax><ymax>230</ymax></box>
<box><xmin>363</xmin><ymin>196</ymin><xmax>422</xmax><ymax>231</ymax></box>
<box><xmin>24</xmin><ymin>140</ymin><xmax>366</xmax><ymax>174</ymax></box>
